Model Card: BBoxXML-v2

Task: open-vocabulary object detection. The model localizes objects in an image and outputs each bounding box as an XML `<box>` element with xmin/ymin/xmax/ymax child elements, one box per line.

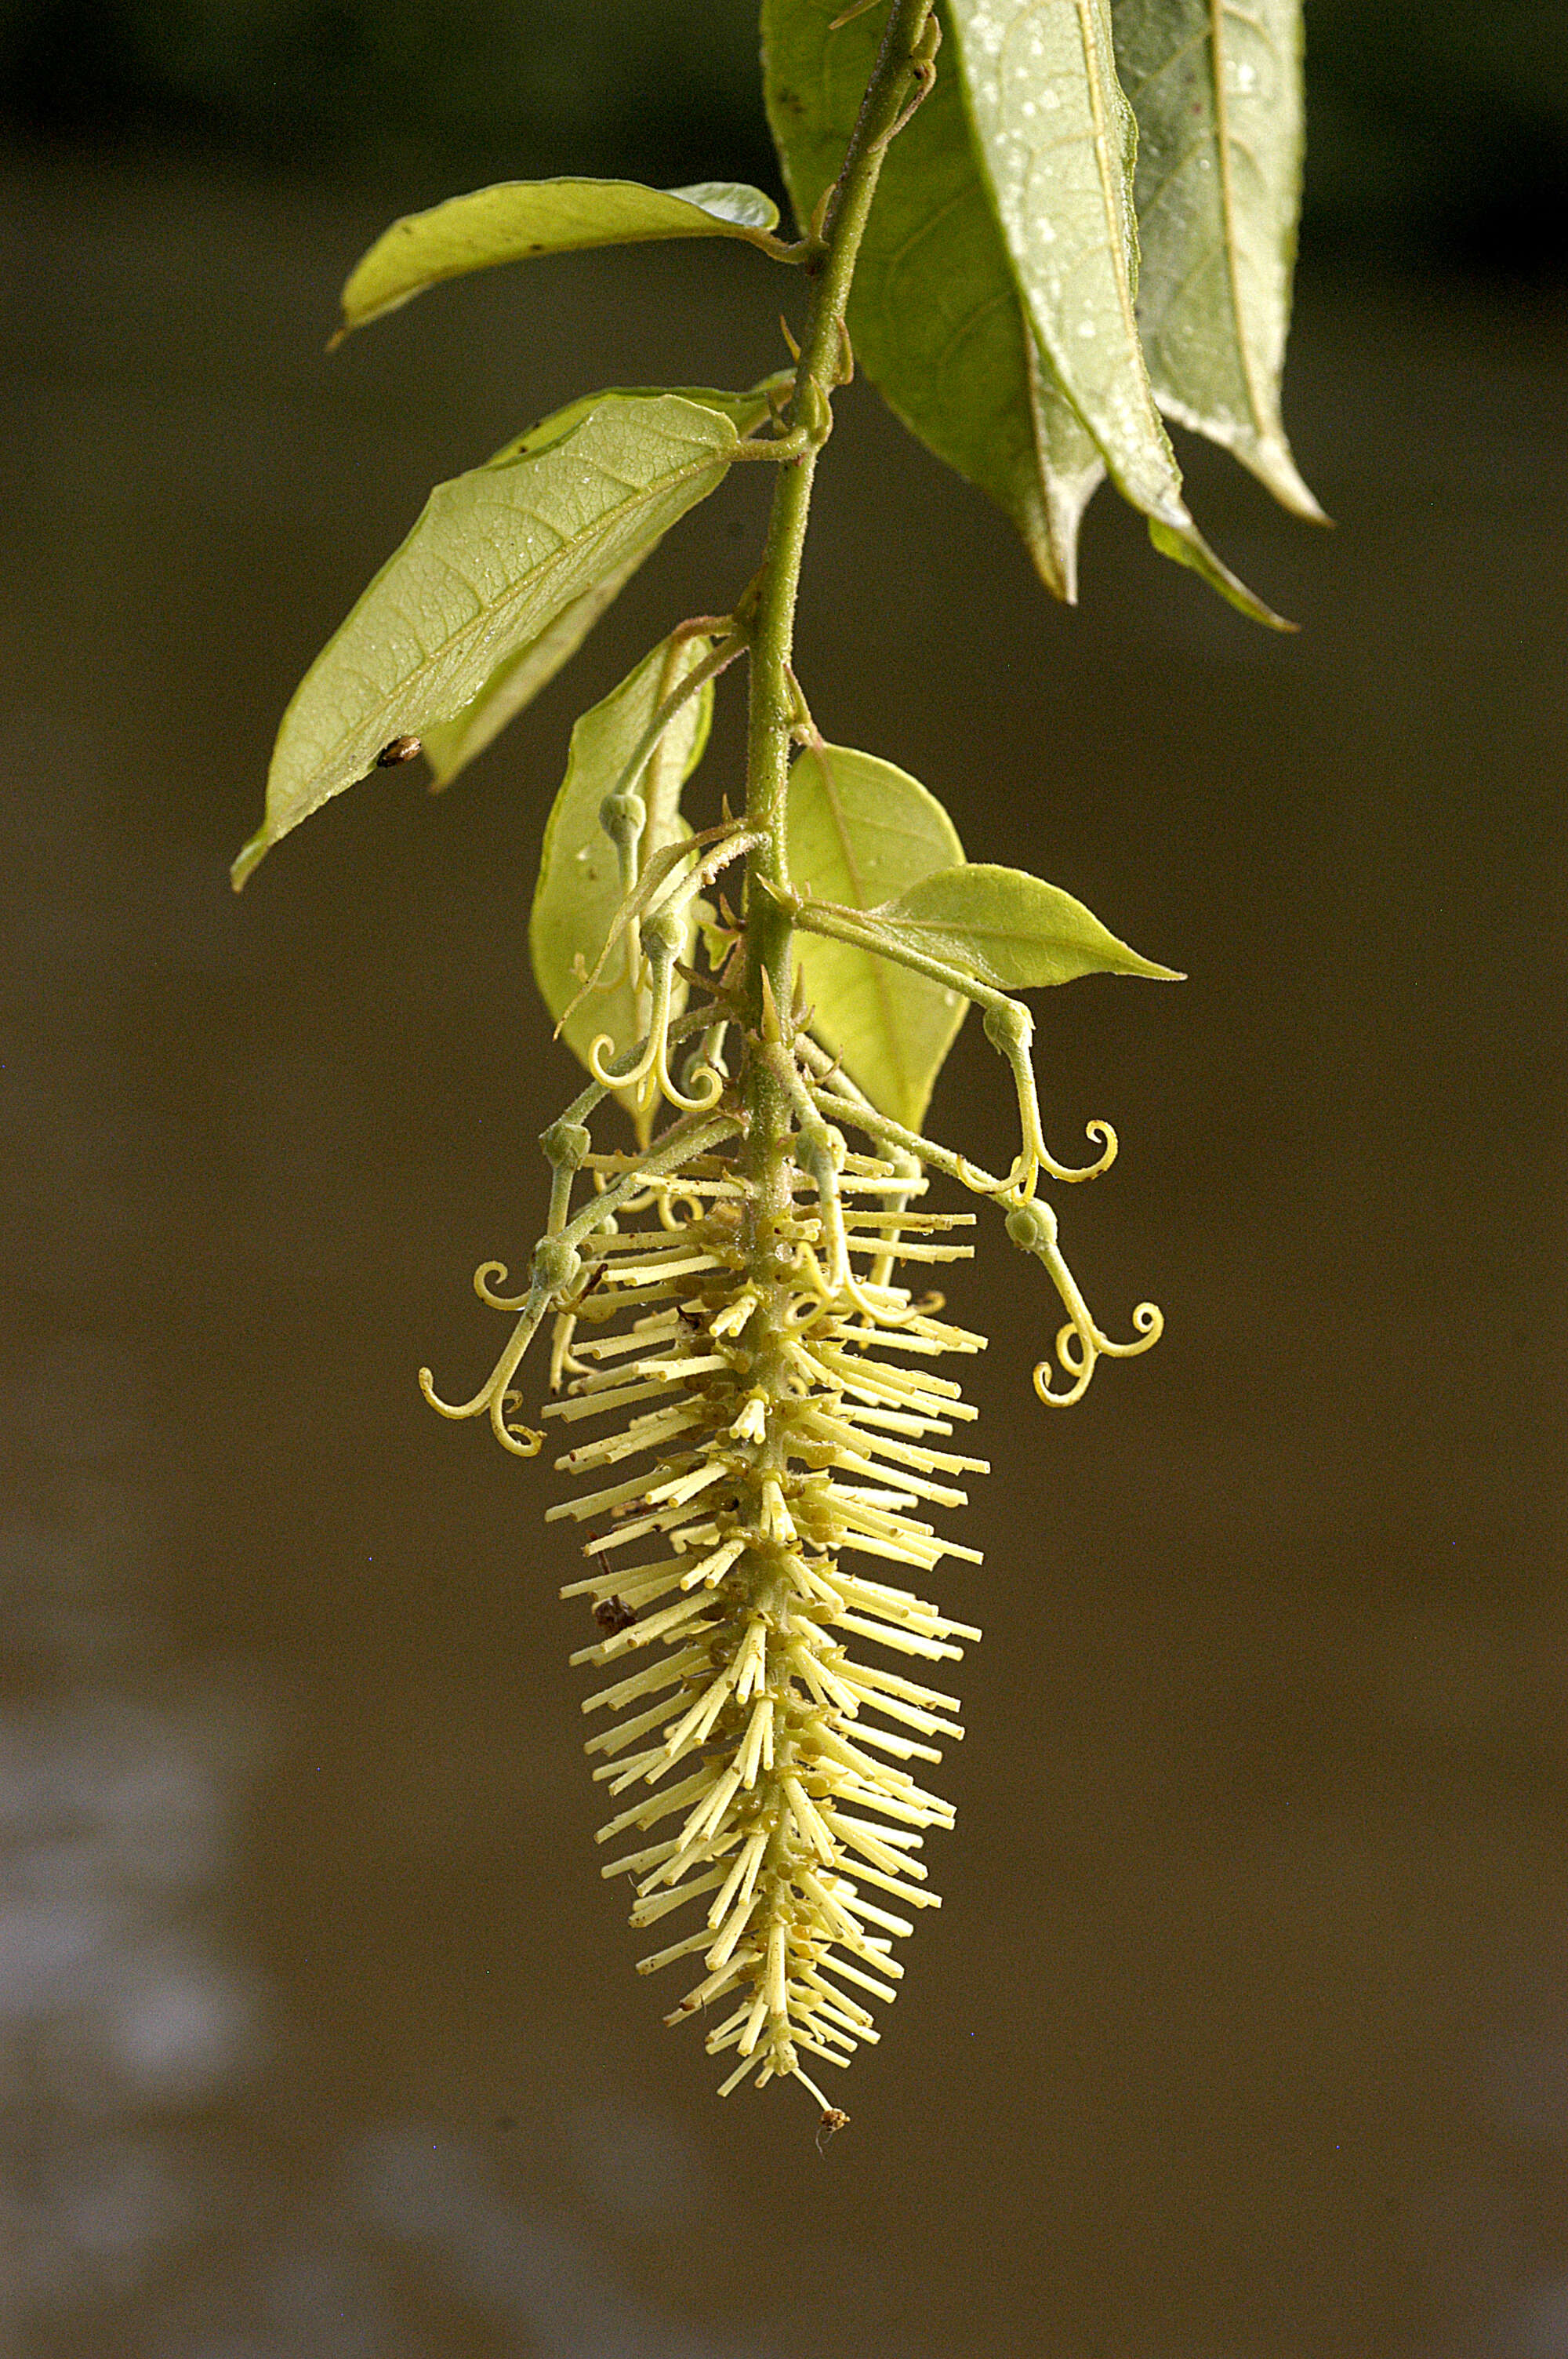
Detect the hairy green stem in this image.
<box><xmin>730</xmin><ymin>0</ymin><xmax>939</xmax><ymax>1668</ymax></box>
<box><xmin>740</xmin><ymin>0</ymin><xmax>938</xmax><ymax>1211</ymax></box>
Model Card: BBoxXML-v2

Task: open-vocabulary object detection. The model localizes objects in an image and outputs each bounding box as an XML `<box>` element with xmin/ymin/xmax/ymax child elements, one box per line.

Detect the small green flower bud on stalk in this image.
<box><xmin>541</xmin><ymin>1118</ymin><xmax>592</xmax><ymax>1171</ymax></box>
<box><xmin>599</xmin><ymin>790</ymin><xmax>646</xmax><ymax>847</ymax></box>
<box><xmin>641</xmin><ymin>903</ymin><xmax>684</xmax><ymax>959</ymax></box>
<box><xmin>531</xmin><ymin>1236</ymin><xmax>583</xmax><ymax>1296</ymax></box>
<box><xmin>982</xmin><ymin>998</ymin><xmax>1033</xmax><ymax>1055</ymax></box>
<box><xmin>1004</xmin><ymin>1198</ymin><xmax>1056</xmax><ymax>1253</ymax></box>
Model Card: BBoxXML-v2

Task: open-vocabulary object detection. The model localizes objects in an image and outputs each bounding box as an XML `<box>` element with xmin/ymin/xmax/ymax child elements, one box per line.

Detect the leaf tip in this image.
<box><xmin>1254</xmin><ymin>439</ymin><xmax>1333</xmax><ymax>529</ymax></box>
<box><xmin>1290</xmin><ymin>488</ymin><xmax>1332</xmax><ymax>532</ymax></box>
<box><xmin>1148</xmin><ymin>519</ymin><xmax>1296</xmax><ymax>632</ymax></box>
<box><xmin>1022</xmin><ymin>522</ymin><xmax>1078</xmax><ymax>608</ymax></box>
<box><xmin>325</xmin><ymin>320</ymin><xmax>351</xmax><ymax>355</ymax></box>
<box><xmin>423</xmin><ymin>742</ymin><xmax>459</xmax><ymax>794</ymax></box>
<box><xmin>230</xmin><ymin>825</ymin><xmax>270</xmax><ymax>893</ymax></box>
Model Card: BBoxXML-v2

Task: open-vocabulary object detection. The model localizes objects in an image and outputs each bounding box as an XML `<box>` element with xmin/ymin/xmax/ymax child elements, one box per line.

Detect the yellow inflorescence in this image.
<box><xmin>543</xmin><ymin>1154</ymin><xmax>985</xmax><ymax>2110</ymax></box>
<box><xmin>421</xmin><ymin>947</ymin><xmax>1163</xmax><ymax>2125</ymax></box>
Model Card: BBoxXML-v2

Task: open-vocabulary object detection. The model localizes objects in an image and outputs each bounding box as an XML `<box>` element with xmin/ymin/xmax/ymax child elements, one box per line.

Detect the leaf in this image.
<box><xmin>234</xmin><ymin>392</ymin><xmax>742</xmax><ymax>889</ymax></box>
<box><xmin>763</xmin><ymin>0</ymin><xmax>1104</xmax><ymax>602</ymax></box>
<box><xmin>787</xmin><ymin>743</ymin><xmax>967</xmax><ymax>1130</ymax></box>
<box><xmin>529</xmin><ymin>632</ymin><xmax>715</xmax><ymax>1126</ymax></box>
<box><xmin>486</xmin><ymin>372</ymin><xmax>793</xmax><ymax>470</ymax></box>
<box><xmin>336</xmin><ymin>178</ymin><xmax>784</xmax><ymax>340</ymax></box>
<box><xmin>877</xmin><ymin>862</ymin><xmax>1183</xmax><ymax>988</ymax></box>
<box><xmin>420</xmin><ymin>372</ymin><xmax>791</xmax><ymax>792</ymax></box>
<box><xmin>1112</xmin><ymin>0</ymin><xmax>1323</xmax><ymax>520</ymax></box>
<box><xmin>1024</xmin><ymin>336</ymin><xmax>1108</xmax><ymax>603</ymax></box>
<box><xmin>945</xmin><ymin>0</ymin><xmax>1290</xmax><ymax>626</ymax></box>
<box><xmin>421</xmin><ymin>556</ymin><xmax>646</xmax><ymax>791</ymax></box>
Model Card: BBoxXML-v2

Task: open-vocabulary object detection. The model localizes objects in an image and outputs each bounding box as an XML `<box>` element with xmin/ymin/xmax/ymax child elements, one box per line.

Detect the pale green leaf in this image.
<box><xmin>1024</xmin><ymin>335</ymin><xmax>1108</xmax><ymax>602</ymax></box>
<box><xmin>336</xmin><ymin>177</ymin><xmax>784</xmax><ymax>340</ymax></box>
<box><xmin>946</xmin><ymin>0</ymin><xmax>1290</xmax><ymax>626</ymax></box>
<box><xmin>421</xmin><ymin>372</ymin><xmax>791</xmax><ymax>792</ymax></box>
<box><xmin>879</xmin><ymin>861</ymin><xmax>1183</xmax><ymax>988</ymax></box>
<box><xmin>1113</xmin><ymin>0</ymin><xmax>1324</xmax><ymax>520</ymax></box>
<box><xmin>421</xmin><ymin>555</ymin><xmax>646</xmax><ymax>791</ymax></box>
<box><xmin>529</xmin><ymin>633</ymin><xmax>715</xmax><ymax>1124</ymax></box>
<box><xmin>788</xmin><ymin>744</ymin><xmax>967</xmax><ymax>1129</ymax></box>
<box><xmin>234</xmin><ymin>393</ymin><xmax>741</xmax><ymax>889</ymax></box>
<box><xmin>762</xmin><ymin>0</ymin><xmax>1103</xmax><ymax>601</ymax></box>
<box><xmin>486</xmin><ymin>371</ymin><xmax>792</xmax><ymax>471</ymax></box>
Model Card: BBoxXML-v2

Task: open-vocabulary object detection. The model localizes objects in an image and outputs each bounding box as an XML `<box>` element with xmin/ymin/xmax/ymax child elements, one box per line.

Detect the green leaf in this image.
<box><xmin>945</xmin><ymin>0</ymin><xmax>1290</xmax><ymax>627</ymax></box>
<box><xmin>529</xmin><ymin>632</ymin><xmax>715</xmax><ymax>1125</ymax></box>
<box><xmin>787</xmin><ymin>743</ymin><xmax>967</xmax><ymax>1130</ymax></box>
<box><xmin>1112</xmin><ymin>0</ymin><xmax>1323</xmax><ymax>521</ymax></box>
<box><xmin>762</xmin><ymin>0</ymin><xmax>1103</xmax><ymax>602</ymax></box>
<box><xmin>234</xmin><ymin>392</ymin><xmax>742</xmax><ymax>889</ymax></box>
<box><xmin>487</xmin><ymin>372</ymin><xmax>793</xmax><ymax>470</ymax></box>
<box><xmin>336</xmin><ymin>178</ymin><xmax>785</xmax><ymax>340</ymax></box>
<box><xmin>421</xmin><ymin>555</ymin><xmax>646</xmax><ymax>791</ymax></box>
<box><xmin>877</xmin><ymin>863</ymin><xmax>1183</xmax><ymax>989</ymax></box>
<box><xmin>420</xmin><ymin>372</ymin><xmax>791</xmax><ymax>792</ymax></box>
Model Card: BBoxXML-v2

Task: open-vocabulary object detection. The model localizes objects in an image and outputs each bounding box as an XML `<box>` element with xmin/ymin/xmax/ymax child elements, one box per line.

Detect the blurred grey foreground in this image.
<box><xmin>2</xmin><ymin>154</ymin><xmax>1566</xmax><ymax>2358</ymax></box>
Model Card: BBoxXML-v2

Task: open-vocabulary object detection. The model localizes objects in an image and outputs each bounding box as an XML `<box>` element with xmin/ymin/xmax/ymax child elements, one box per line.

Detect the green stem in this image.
<box><xmin>739</xmin><ymin>0</ymin><xmax>938</xmax><ymax>1203</ymax></box>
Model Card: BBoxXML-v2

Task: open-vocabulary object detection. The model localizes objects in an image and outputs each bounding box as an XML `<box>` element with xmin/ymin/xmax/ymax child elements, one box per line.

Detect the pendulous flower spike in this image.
<box><xmin>408</xmin><ymin>22</ymin><xmax>1169</xmax><ymax>2092</ymax></box>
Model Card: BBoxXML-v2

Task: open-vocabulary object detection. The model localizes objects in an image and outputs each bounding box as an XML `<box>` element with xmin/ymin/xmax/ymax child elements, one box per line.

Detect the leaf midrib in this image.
<box><xmin>1208</xmin><ymin>0</ymin><xmax>1270</xmax><ymax>438</ymax></box>
<box><xmin>1069</xmin><ymin>0</ymin><xmax>1142</xmax><ymax>385</ymax></box>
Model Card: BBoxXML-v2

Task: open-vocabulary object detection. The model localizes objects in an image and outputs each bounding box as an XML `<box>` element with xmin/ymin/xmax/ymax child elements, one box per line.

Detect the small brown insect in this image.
<box><xmin>375</xmin><ymin>734</ymin><xmax>422</xmax><ymax>768</ymax></box>
<box><xmin>815</xmin><ymin>2106</ymin><xmax>850</xmax><ymax>2153</ymax></box>
<box><xmin>593</xmin><ymin>1596</ymin><xmax>637</xmax><ymax>1637</ymax></box>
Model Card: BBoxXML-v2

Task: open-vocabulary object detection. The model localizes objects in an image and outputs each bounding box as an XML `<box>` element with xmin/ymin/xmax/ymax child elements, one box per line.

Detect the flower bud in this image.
<box><xmin>540</xmin><ymin>1118</ymin><xmax>591</xmax><ymax>1170</ymax></box>
<box><xmin>982</xmin><ymin>997</ymin><xmax>1033</xmax><ymax>1054</ymax></box>
<box><xmin>598</xmin><ymin>790</ymin><xmax>645</xmax><ymax>849</ymax></box>
<box><xmin>1004</xmin><ymin>1198</ymin><xmax>1058</xmax><ymax>1254</ymax></box>
<box><xmin>531</xmin><ymin>1236</ymin><xmax>583</xmax><ymax>1296</ymax></box>
<box><xmin>641</xmin><ymin>903</ymin><xmax>684</xmax><ymax>958</ymax></box>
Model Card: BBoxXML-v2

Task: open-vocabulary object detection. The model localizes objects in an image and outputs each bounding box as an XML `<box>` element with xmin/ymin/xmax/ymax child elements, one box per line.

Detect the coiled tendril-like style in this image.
<box><xmin>422</xmin><ymin>958</ymin><xmax>1163</xmax><ymax>2124</ymax></box>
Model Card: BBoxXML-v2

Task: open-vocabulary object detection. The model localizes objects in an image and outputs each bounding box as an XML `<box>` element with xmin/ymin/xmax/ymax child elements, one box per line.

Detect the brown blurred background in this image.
<box><xmin>2</xmin><ymin>5</ymin><xmax>1566</xmax><ymax>2354</ymax></box>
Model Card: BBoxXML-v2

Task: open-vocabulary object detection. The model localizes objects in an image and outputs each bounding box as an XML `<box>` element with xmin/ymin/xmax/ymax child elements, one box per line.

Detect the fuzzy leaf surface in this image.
<box><xmin>762</xmin><ymin>0</ymin><xmax>1103</xmax><ymax>601</ymax></box>
<box><xmin>879</xmin><ymin>861</ymin><xmax>1182</xmax><ymax>987</ymax></box>
<box><xmin>1112</xmin><ymin>0</ymin><xmax>1322</xmax><ymax>518</ymax></box>
<box><xmin>235</xmin><ymin>394</ymin><xmax>741</xmax><ymax>887</ymax></box>
<box><xmin>788</xmin><ymin>744</ymin><xmax>967</xmax><ymax>1129</ymax></box>
<box><xmin>530</xmin><ymin>633</ymin><xmax>715</xmax><ymax>1124</ymax></box>
<box><xmin>946</xmin><ymin>0</ymin><xmax>1287</xmax><ymax>624</ymax></box>
<box><xmin>337</xmin><ymin>178</ymin><xmax>783</xmax><ymax>336</ymax></box>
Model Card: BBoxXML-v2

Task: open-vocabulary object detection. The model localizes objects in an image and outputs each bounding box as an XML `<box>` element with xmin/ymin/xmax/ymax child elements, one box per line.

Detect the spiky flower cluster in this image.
<box><xmin>544</xmin><ymin>1146</ymin><xmax>983</xmax><ymax>2107</ymax></box>
<box><xmin>423</xmin><ymin>938</ymin><xmax>1160</xmax><ymax>2122</ymax></box>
